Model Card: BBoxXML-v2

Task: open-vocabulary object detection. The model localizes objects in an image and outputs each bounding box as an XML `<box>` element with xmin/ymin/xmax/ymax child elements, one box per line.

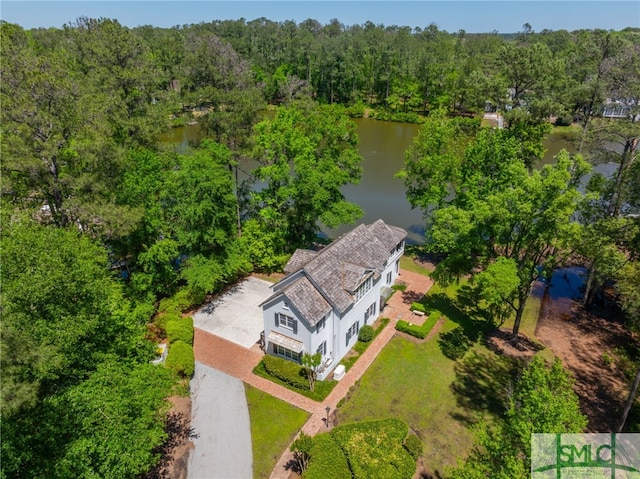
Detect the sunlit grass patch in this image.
<box><xmin>246</xmin><ymin>384</ymin><xmax>310</xmax><ymax>479</ymax></box>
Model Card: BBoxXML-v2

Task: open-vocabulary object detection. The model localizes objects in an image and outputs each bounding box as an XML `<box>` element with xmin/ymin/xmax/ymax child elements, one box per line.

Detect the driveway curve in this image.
<box><xmin>187</xmin><ymin>361</ymin><xmax>252</xmax><ymax>479</ymax></box>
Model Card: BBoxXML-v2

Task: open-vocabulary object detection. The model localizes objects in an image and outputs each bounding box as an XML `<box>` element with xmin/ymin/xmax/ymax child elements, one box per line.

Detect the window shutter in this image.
<box><xmin>293</xmin><ymin>320</ymin><xmax>298</xmax><ymax>335</ymax></box>
<box><xmin>274</xmin><ymin>313</ymin><xmax>279</xmax><ymax>327</ymax></box>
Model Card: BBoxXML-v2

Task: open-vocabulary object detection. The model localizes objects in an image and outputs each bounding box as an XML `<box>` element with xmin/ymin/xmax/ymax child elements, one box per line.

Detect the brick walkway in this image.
<box><xmin>194</xmin><ymin>330</ymin><xmax>318</xmax><ymax>413</ymax></box>
<box><xmin>193</xmin><ymin>269</ymin><xmax>434</xmax><ymax>479</ymax></box>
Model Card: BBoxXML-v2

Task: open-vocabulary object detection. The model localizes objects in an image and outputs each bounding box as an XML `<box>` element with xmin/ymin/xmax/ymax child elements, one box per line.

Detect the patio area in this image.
<box><xmin>192</xmin><ymin>276</ymin><xmax>273</xmax><ymax>349</ymax></box>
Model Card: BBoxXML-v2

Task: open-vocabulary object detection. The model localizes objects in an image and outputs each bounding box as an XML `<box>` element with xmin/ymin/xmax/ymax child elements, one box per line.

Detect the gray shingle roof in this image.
<box><xmin>282</xmin><ymin>276</ymin><xmax>332</xmax><ymax>326</ymax></box>
<box><xmin>278</xmin><ymin>220</ymin><xmax>407</xmax><ymax>319</ymax></box>
<box><xmin>284</xmin><ymin>249</ymin><xmax>318</xmax><ymax>274</ymax></box>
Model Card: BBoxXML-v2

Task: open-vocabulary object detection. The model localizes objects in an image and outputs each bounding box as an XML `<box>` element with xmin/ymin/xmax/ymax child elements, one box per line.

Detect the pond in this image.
<box><xmin>160</xmin><ymin>118</ymin><xmax>617</xmax><ymax>244</ymax></box>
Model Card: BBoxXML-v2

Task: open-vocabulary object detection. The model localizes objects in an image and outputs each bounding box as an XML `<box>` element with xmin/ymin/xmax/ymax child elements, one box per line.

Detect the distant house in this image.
<box><xmin>261</xmin><ymin>220</ymin><xmax>406</xmax><ymax>380</ymax></box>
<box><xmin>602</xmin><ymin>99</ymin><xmax>639</xmax><ymax>120</ymax></box>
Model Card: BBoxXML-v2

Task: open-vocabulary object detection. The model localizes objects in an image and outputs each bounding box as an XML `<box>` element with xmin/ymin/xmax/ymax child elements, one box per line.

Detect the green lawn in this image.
<box><xmin>550</xmin><ymin>124</ymin><xmax>581</xmax><ymax>135</ymax></box>
<box><xmin>399</xmin><ymin>255</ymin><xmax>434</xmax><ymax>276</ymax></box>
<box><xmin>335</xmin><ymin>280</ymin><xmax>518</xmax><ymax>476</ymax></box>
<box><xmin>335</xmin><ymin>331</ymin><xmax>479</xmax><ymax>474</ymax></box>
<box><xmin>245</xmin><ymin>384</ymin><xmax>310</xmax><ymax>479</ymax></box>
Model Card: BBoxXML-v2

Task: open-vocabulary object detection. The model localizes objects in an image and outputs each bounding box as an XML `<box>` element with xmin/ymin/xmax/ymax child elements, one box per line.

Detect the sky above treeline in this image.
<box><xmin>2</xmin><ymin>1</ymin><xmax>639</xmax><ymax>33</ymax></box>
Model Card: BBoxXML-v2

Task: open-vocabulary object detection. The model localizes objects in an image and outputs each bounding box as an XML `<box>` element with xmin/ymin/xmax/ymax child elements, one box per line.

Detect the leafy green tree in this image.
<box><xmin>616</xmin><ymin>259</ymin><xmax>640</xmax><ymax>432</ymax></box>
<box><xmin>131</xmin><ymin>238</ymin><xmax>180</xmax><ymax>297</ymax></box>
<box><xmin>0</xmin><ymin>219</ymin><xmax>148</xmax><ymax>415</ymax></box>
<box><xmin>0</xmin><ymin>218</ymin><xmax>172</xmax><ymax>478</ymax></box>
<box><xmin>407</xmin><ymin>122</ymin><xmax>589</xmax><ymax>338</ymax></box>
<box><xmin>473</xmin><ymin>257</ymin><xmax>520</xmax><ymax>327</ymax></box>
<box><xmin>290</xmin><ymin>432</ymin><xmax>314</xmax><ymax>473</ymax></box>
<box><xmin>0</xmin><ymin>22</ymin><xmax>137</xmax><ymax>235</ymax></box>
<box><xmin>1</xmin><ymin>358</ymin><xmax>175</xmax><ymax>479</ymax></box>
<box><xmin>397</xmin><ymin>110</ymin><xmax>479</xmax><ymax>211</ymax></box>
<box><xmin>302</xmin><ymin>353</ymin><xmax>322</xmax><ymax>392</ymax></box>
<box><xmin>497</xmin><ymin>41</ymin><xmax>565</xmax><ymax>119</ymax></box>
<box><xmin>54</xmin><ymin>360</ymin><xmax>175</xmax><ymax>479</ymax></box>
<box><xmin>248</xmin><ymin>103</ymin><xmax>362</xmax><ymax>251</ymax></box>
<box><xmin>449</xmin><ymin>357</ymin><xmax>587</xmax><ymax>479</ymax></box>
<box><xmin>163</xmin><ymin>140</ymin><xmax>238</xmax><ymax>256</ymax></box>
<box><xmin>65</xmin><ymin>17</ymin><xmax>169</xmax><ymax>147</ymax></box>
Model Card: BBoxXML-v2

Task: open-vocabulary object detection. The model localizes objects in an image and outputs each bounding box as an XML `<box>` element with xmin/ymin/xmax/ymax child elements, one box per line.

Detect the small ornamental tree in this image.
<box><xmin>290</xmin><ymin>431</ymin><xmax>313</xmax><ymax>473</ymax></box>
<box><xmin>302</xmin><ymin>352</ymin><xmax>322</xmax><ymax>392</ymax></box>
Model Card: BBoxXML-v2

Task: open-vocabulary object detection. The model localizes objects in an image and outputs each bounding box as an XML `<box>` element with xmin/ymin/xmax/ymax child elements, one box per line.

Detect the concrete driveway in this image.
<box><xmin>187</xmin><ymin>362</ymin><xmax>252</xmax><ymax>479</ymax></box>
<box><xmin>193</xmin><ymin>277</ymin><xmax>273</xmax><ymax>349</ymax></box>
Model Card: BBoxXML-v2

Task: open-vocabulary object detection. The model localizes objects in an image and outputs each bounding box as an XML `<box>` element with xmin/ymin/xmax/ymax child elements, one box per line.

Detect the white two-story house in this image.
<box><xmin>261</xmin><ymin>219</ymin><xmax>406</xmax><ymax>380</ymax></box>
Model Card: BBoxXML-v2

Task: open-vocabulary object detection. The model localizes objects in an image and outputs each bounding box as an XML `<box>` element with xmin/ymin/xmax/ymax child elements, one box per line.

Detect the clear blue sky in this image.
<box><xmin>1</xmin><ymin>1</ymin><xmax>638</xmax><ymax>33</ymax></box>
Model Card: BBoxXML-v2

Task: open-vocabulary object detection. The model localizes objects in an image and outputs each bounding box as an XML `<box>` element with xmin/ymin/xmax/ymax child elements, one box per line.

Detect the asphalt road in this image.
<box><xmin>187</xmin><ymin>362</ymin><xmax>253</xmax><ymax>479</ymax></box>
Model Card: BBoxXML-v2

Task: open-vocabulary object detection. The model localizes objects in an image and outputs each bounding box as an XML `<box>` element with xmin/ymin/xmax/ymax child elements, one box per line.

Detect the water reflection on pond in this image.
<box><xmin>160</xmin><ymin>118</ymin><xmax>617</xmax><ymax>243</ymax></box>
<box><xmin>535</xmin><ymin>266</ymin><xmax>588</xmax><ymax>325</ymax></box>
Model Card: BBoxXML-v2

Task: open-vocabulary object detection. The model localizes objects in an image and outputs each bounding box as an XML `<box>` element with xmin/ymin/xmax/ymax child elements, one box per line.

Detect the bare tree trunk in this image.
<box><xmin>618</xmin><ymin>365</ymin><xmax>640</xmax><ymax>432</ymax></box>
<box><xmin>511</xmin><ymin>284</ymin><xmax>532</xmax><ymax>340</ymax></box>
<box><xmin>582</xmin><ymin>260</ymin><xmax>596</xmax><ymax>306</ymax></box>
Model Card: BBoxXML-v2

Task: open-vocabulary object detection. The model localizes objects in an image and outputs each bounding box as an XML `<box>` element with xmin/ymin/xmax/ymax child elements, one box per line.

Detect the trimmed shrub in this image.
<box><xmin>395</xmin><ymin>311</ymin><xmax>441</xmax><ymax>339</ymax></box>
<box><xmin>358</xmin><ymin>325</ymin><xmax>375</xmax><ymax>342</ymax></box>
<box><xmin>331</xmin><ymin>418</ymin><xmax>416</xmax><ymax>479</ymax></box>
<box><xmin>154</xmin><ymin>310</ymin><xmax>181</xmax><ymax>333</ymax></box>
<box><xmin>403</xmin><ymin>434</ymin><xmax>424</xmax><ymax>460</ymax></box>
<box><xmin>263</xmin><ymin>355</ymin><xmax>308</xmax><ymax>390</ymax></box>
<box><xmin>410</xmin><ymin>302</ymin><xmax>427</xmax><ymax>314</ymax></box>
<box><xmin>303</xmin><ymin>433</ymin><xmax>351</xmax><ymax>479</ymax></box>
<box><xmin>392</xmin><ymin>283</ymin><xmax>407</xmax><ymax>292</ymax></box>
<box><xmin>166</xmin><ymin>317</ymin><xmax>194</xmax><ymax>345</ymax></box>
<box><xmin>158</xmin><ymin>289</ymin><xmax>193</xmax><ymax>315</ymax></box>
<box><xmin>165</xmin><ymin>340</ymin><xmax>194</xmax><ymax>378</ymax></box>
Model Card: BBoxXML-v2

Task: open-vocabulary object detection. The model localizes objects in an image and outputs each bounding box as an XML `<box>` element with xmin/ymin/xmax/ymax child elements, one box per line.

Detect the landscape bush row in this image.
<box><xmin>395</xmin><ymin>311</ymin><xmax>442</xmax><ymax>339</ymax></box>
<box><xmin>157</xmin><ymin>289</ymin><xmax>196</xmax><ymax>378</ymax></box>
<box><xmin>262</xmin><ymin>355</ymin><xmax>309</xmax><ymax>390</ymax></box>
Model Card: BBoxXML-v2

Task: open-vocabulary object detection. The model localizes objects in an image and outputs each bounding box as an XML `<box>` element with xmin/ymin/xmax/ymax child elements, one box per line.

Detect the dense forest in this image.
<box><xmin>1</xmin><ymin>16</ymin><xmax>639</xmax><ymax>478</ymax></box>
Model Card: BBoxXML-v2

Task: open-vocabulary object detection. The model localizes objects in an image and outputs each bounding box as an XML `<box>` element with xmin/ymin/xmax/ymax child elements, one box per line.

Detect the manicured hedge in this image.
<box><xmin>403</xmin><ymin>433</ymin><xmax>424</xmax><ymax>460</ymax></box>
<box><xmin>410</xmin><ymin>302</ymin><xmax>427</xmax><ymax>314</ymax></box>
<box><xmin>358</xmin><ymin>325</ymin><xmax>375</xmax><ymax>342</ymax></box>
<box><xmin>155</xmin><ymin>310</ymin><xmax>180</xmax><ymax>332</ymax></box>
<box><xmin>262</xmin><ymin>355</ymin><xmax>308</xmax><ymax>390</ymax></box>
<box><xmin>158</xmin><ymin>289</ymin><xmax>193</xmax><ymax>315</ymax></box>
<box><xmin>165</xmin><ymin>340</ymin><xmax>195</xmax><ymax>378</ymax></box>
<box><xmin>331</xmin><ymin>418</ymin><xmax>416</xmax><ymax>479</ymax></box>
<box><xmin>395</xmin><ymin>311</ymin><xmax>441</xmax><ymax>339</ymax></box>
<box><xmin>166</xmin><ymin>317</ymin><xmax>194</xmax><ymax>345</ymax></box>
<box><xmin>303</xmin><ymin>433</ymin><xmax>352</xmax><ymax>479</ymax></box>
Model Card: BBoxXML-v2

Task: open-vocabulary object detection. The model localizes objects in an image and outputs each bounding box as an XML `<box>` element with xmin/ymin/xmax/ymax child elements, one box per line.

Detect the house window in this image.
<box><xmin>274</xmin><ymin>344</ymin><xmax>300</xmax><ymax>362</ymax></box>
<box><xmin>316</xmin><ymin>316</ymin><xmax>326</xmax><ymax>333</ymax></box>
<box><xmin>275</xmin><ymin>312</ymin><xmax>296</xmax><ymax>330</ymax></box>
<box><xmin>396</xmin><ymin>241</ymin><xmax>404</xmax><ymax>253</ymax></box>
<box><xmin>386</xmin><ymin>271</ymin><xmax>392</xmax><ymax>284</ymax></box>
<box><xmin>364</xmin><ymin>302</ymin><xmax>376</xmax><ymax>324</ymax></box>
<box><xmin>316</xmin><ymin>341</ymin><xmax>326</xmax><ymax>356</ymax></box>
<box><xmin>355</xmin><ymin>276</ymin><xmax>373</xmax><ymax>302</ymax></box>
<box><xmin>283</xmin><ymin>302</ymin><xmax>290</xmax><ymax>310</ymax></box>
<box><xmin>395</xmin><ymin>259</ymin><xmax>400</xmax><ymax>274</ymax></box>
<box><xmin>346</xmin><ymin>321</ymin><xmax>359</xmax><ymax>345</ymax></box>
